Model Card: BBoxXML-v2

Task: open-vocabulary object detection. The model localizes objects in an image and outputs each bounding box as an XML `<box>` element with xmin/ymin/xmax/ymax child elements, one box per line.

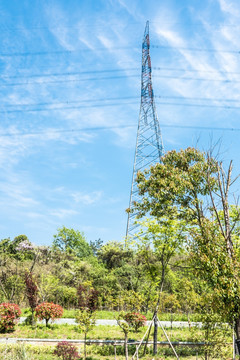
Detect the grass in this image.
<box><xmin>0</xmin><ymin>342</ymin><xmax>232</xmax><ymax>360</ymax></box>
<box><xmin>62</xmin><ymin>310</ymin><xmax>202</xmax><ymax>321</ymax></box>
<box><xmin>2</xmin><ymin>313</ymin><xmax>232</xmax><ymax>359</ymax></box>
<box><xmin>21</xmin><ymin>308</ymin><xmax>201</xmax><ymax>321</ymax></box>
<box><xmin>0</xmin><ymin>323</ymin><xmax>205</xmax><ymax>342</ymax></box>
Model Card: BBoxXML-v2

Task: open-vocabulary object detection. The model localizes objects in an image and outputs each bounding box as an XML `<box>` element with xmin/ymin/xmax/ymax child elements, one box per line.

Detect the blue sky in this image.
<box><xmin>1</xmin><ymin>0</ymin><xmax>240</xmax><ymax>246</ymax></box>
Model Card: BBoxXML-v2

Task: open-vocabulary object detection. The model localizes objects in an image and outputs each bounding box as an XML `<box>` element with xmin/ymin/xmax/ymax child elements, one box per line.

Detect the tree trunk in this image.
<box><xmin>31</xmin><ymin>311</ymin><xmax>36</xmax><ymax>327</ymax></box>
<box><xmin>84</xmin><ymin>332</ymin><xmax>87</xmax><ymax>360</ymax></box>
<box><xmin>234</xmin><ymin>317</ymin><xmax>240</xmax><ymax>358</ymax></box>
<box><xmin>125</xmin><ymin>333</ymin><xmax>128</xmax><ymax>360</ymax></box>
<box><xmin>153</xmin><ymin>313</ymin><xmax>158</xmax><ymax>355</ymax></box>
<box><xmin>187</xmin><ymin>311</ymin><xmax>191</xmax><ymax>329</ymax></box>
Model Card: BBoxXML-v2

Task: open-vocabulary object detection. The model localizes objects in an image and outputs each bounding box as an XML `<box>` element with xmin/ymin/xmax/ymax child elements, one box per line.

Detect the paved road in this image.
<box><xmin>19</xmin><ymin>318</ymin><xmax>201</xmax><ymax>327</ymax></box>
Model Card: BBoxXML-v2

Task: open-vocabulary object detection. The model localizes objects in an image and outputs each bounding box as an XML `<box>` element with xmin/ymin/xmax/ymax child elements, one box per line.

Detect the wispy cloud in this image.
<box><xmin>218</xmin><ymin>0</ymin><xmax>239</xmax><ymax>17</ymax></box>
<box><xmin>71</xmin><ymin>191</ymin><xmax>103</xmax><ymax>205</ymax></box>
<box><xmin>49</xmin><ymin>208</ymin><xmax>79</xmax><ymax>219</ymax></box>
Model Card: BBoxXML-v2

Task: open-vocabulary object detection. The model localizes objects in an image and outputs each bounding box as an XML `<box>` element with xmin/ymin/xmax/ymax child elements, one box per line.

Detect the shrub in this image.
<box><xmin>35</xmin><ymin>302</ymin><xmax>63</xmax><ymax>326</ymax></box>
<box><xmin>0</xmin><ymin>302</ymin><xmax>21</xmax><ymax>332</ymax></box>
<box><xmin>77</xmin><ymin>284</ymin><xmax>99</xmax><ymax>312</ymax></box>
<box><xmin>54</xmin><ymin>341</ymin><xmax>79</xmax><ymax>360</ymax></box>
<box><xmin>123</xmin><ymin>312</ymin><xmax>147</xmax><ymax>332</ymax></box>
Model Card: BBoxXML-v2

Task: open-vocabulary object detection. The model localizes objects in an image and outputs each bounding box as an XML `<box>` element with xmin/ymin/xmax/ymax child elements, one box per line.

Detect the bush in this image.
<box><xmin>0</xmin><ymin>302</ymin><xmax>21</xmax><ymax>332</ymax></box>
<box><xmin>35</xmin><ymin>302</ymin><xmax>63</xmax><ymax>326</ymax></box>
<box><xmin>123</xmin><ymin>312</ymin><xmax>146</xmax><ymax>331</ymax></box>
<box><xmin>54</xmin><ymin>341</ymin><xmax>79</xmax><ymax>360</ymax></box>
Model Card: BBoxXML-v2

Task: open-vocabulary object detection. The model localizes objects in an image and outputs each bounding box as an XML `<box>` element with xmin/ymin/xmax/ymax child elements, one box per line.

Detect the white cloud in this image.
<box><xmin>49</xmin><ymin>209</ymin><xmax>79</xmax><ymax>219</ymax></box>
<box><xmin>71</xmin><ymin>191</ymin><xmax>103</xmax><ymax>205</ymax></box>
<box><xmin>155</xmin><ymin>28</ymin><xmax>185</xmax><ymax>47</ymax></box>
<box><xmin>218</xmin><ymin>0</ymin><xmax>239</xmax><ymax>17</ymax></box>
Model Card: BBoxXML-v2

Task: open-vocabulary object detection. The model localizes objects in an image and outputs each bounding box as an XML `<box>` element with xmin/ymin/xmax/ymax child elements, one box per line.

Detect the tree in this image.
<box><xmin>77</xmin><ymin>283</ymin><xmax>99</xmax><ymax>312</ymax></box>
<box><xmin>75</xmin><ymin>309</ymin><xmax>96</xmax><ymax>360</ymax></box>
<box><xmin>35</xmin><ymin>302</ymin><xmax>63</xmax><ymax>326</ymax></box>
<box><xmin>24</xmin><ymin>270</ymin><xmax>38</xmax><ymax>325</ymax></box>
<box><xmin>117</xmin><ymin>312</ymin><xmax>131</xmax><ymax>360</ymax></box>
<box><xmin>133</xmin><ymin>147</ymin><xmax>240</xmax><ymax>346</ymax></box>
<box><xmin>0</xmin><ymin>235</ymin><xmax>33</xmax><ymax>260</ymax></box>
<box><xmin>89</xmin><ymin>238</ymin><xmax>103</xmax><ymax>256</ymax></box>
<box><xmin>98</xmin><ymin>241</ymin><xmax>133</xmax><ymax>269</ymax></box>
<box><xmin>134</xmin><ymin>218</ymin><xmax>185</xmax><ymax>354</ymax></box>
<box><xmin>53</xmin><ymin>226</ymin><xmax>92</xmax><ymax>259</ymax></box>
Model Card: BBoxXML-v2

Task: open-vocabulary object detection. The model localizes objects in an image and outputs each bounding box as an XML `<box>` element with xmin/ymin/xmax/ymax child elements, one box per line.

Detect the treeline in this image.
<box><xmin>0</xmin><ymin>225</ymin><xmax>203</xmax><ymax>316</ymax></box>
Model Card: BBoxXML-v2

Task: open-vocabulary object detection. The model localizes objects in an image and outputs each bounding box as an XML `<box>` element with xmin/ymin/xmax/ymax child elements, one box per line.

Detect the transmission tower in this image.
<box><xmin>126</xmin><ymin>21</ymin><xmax>164</xmax><ymax>238</ymax></box>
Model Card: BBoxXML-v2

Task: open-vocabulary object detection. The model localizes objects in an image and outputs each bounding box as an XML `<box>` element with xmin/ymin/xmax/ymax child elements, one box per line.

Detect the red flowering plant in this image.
<box><xmin>0</xmin><ymin>303</ymin><xmax>21</xmax><ymax>333</ymax></box>
<box><xmin>123</xmin><ymin>312</ymin><xmax>147</xmax><ymax>332</ymax></box>
<box><xmin>54</xmin><ymin>341</ymin><xmax>79</xmax><ymax>360</ymax></box>
<box><xmin>35</xmin><ymin>302</ymin><xmax>63</xmax><ymax>327</ymax></box>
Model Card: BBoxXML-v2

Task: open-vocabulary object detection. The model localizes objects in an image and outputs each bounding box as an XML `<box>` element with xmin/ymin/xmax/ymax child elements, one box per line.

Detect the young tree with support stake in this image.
<box><xmin>133</xmin><ymin>147</ymin><xmax>240</xmax><ymax>356</ymax></box>
<box><xmin>134</xmin><ymin>218</ymin><xmax>185</xmax><ymax>355</ymax></box>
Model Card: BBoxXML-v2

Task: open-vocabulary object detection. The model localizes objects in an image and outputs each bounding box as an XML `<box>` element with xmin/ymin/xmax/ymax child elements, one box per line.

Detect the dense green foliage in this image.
<box><xmin>133</xmin><ymin>147</ymin><xmax>240</xmax><ymax>342</ymax></box>
<box><xmin>0</xmin><ymin>228</ymin><xmax>201</xmax><ymax>319</ymax></box>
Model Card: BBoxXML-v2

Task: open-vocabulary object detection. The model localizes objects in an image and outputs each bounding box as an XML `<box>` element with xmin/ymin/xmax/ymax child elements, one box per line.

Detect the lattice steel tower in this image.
<box><xmin>126</xmin><ymin>21</ymin><xmax>164</xmax><ymax>238</ymax></box>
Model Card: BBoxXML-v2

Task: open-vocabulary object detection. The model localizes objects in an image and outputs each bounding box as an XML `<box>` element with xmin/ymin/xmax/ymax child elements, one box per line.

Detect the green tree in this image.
<box><xmin>133</xmin><ymin>147</ymin><xmax>240</xmax><ymax>345</ymax></box>
<box><xmin>76</xmin><ymin>309</ymin><xmax>96</xmax><ymax>360</ymax></box>
<box><xmin>53</xmin><ymin>226</ymin><xmax>92</xmax><ymax>259</ymax></box>
<box><xmin>98</xmin><ymin>241</ymin><xmax>132</xmax><ymax>269</ymax></box>
<box><xmin>117</xmin><ymin>312</ymin><xmax>131</xmax><ymax>360</ymax></box>
<box><xmin>134</xmin><ymin>218</ymin><xmax>185</xmax><ymax>354</ymax></box>
<box><xmin>89</xmin><ymin>238</ymin><xmax>103</xmax><ymax>256</ymax></box>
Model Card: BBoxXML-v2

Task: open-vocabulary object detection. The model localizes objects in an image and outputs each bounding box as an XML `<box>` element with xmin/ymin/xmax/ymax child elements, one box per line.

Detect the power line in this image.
<box><xmin>1</xmin><ymin>98</ymin><xmax>240</xmax><ymax>114</ymax></box>
<box><xmin>1</xmin><ymin>96</ymin><xmax>139</xmax><ymax>108</ymax></box>
<box><xmin>0</xmin><ymin>125</ymin><xmax>136</xmax><ymax>137</ymax></box>
<box><xmin>0</xmin><ymin>66</ymin><xmax>239</xmax><ymax>82</ymax></box>
<box><xmin>0</xmin><ymin>123</ymin><xmax>240</xmax><ymax>138</ymax></box>
<box><xmin>0</xmin><ymin>74</ymin><xmax>139</xmax><ymax>87</ymax></box>
<box><xmin>1</xmin><ymin>20</ymin><xmax>239</xmax><ymax>32</ymax></box>
<box><xmin>2</xmin><ymin>65</ymin><xmax>240</xmax><ymax>79</ymax></box>
<box><xmin>0</xmin><ymin>46</ymin><xmax>138</xmax><ymax>57</ymax></box>
<box><xmin>1</xmin><ymin>73</ymin><xmax>240</xmax><ymax>87</ymax></box>
<box><xmin>0</xmin><ymin>44</ymin><xmax>239</xmax><ymax>58</ymax></box>
<box><xmin>155</xmin><ymin>101</ymin><xmax>240</xmax><ymax>110</ymax></box>
<box><xmin>0</xmin><ymin>101</ymin><xmax>139</xmax><ymax>114</ymax></box>
<box><xmin>152</xmin><ymin>44</ymin><xmax>240</xmax><ymax>54</ymax></box>
<box><xmin>153</xmin><ymin>66</ymin><xmax>240</xmax><ymax>76</ymax></box>
<box><xmin>1</xmin><ymin>95</ymin><xmax>240</xmax><ymax>113</ymax></box>
<box><xmin>154</xmin><ymin>74</ymin><xmax>240</xmax><ymax>83</ymax></box>
<box><xmin>0</xmin><ymin>68</ymin><xmax>138</xmax><ymax>80</ymax></box>
<box><xmin>156</xmin><ymin>95</ymin><xmax>240</xmax><ymax>103</ymax></box>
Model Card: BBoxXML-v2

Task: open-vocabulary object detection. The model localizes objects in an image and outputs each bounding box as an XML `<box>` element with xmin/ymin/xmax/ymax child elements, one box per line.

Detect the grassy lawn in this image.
<box><xmin>0</xmin><ymin>342</ymin><xmax>232</xmax><ymax>360</ymax></box>
<box><xmin>0</xmin><ymin>323</ymin><xmax>204</xmax><ymax>342</ymax></box>
<box><xmin>21</xmin><ymin>308</ymin><xmax>201</xmax><ymax>321</ymax></box>
<box><xmin>0</xmin><ymin>320</ymin><xmax>232</xmax><ymax>359</ymax></box>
